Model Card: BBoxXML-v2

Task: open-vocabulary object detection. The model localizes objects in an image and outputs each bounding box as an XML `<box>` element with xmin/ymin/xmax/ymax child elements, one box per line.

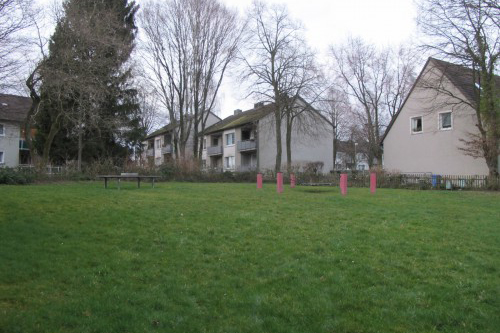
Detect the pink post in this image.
<box><xmin>370</xmin><ymin>172</ymin><xmax>376</xmax><ymax>194</ymax></box>
<box><xmin>277</xmin><ymin>172</ymin><xmax>283</xmax><ymax>193</ymax></box>
<box><xmin>340</xmin><ymin>173</ymin><xmax>347</xmax><ymax>196</ymax></box>
<box><xmin>290</xmin><ymin>173</ymin><xmax>296</xmax><ymax>188</ymax></box>
<box><xmin>257</xmin><ymin>173</ymin><xmax>263</xmax><ymax>189</ymax></box>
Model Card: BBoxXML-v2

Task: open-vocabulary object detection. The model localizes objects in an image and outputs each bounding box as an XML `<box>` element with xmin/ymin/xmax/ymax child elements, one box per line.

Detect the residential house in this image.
<box><xmin>334</xmin><ymin>140</ymin><xmax>370</xmax><ymax>171</ymax></box>
<box><xmin>142</xmin><ymin>112</ymin><xmax>221</xmax><ymax>165</ymax></box>
<box><xmin>381</xmin><ymin>57</ymin><xmax>498</xmax><ymax>175</ymax></box>
<box><xmin>0</xmin><ymin>94</ymin><xmax>32</xmax><ymax>167</ymax></box>
<box><xmin>202</xmin><ymin>100</ymin><xmax>334</xmax><ymax>173</ymax></box>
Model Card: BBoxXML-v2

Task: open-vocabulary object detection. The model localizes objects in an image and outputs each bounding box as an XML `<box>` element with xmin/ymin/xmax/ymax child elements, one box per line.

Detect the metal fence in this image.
<box><xmin>297</xmin><ymin>172</ymin><xmax>500</xmax><ymax>191</ymax></box>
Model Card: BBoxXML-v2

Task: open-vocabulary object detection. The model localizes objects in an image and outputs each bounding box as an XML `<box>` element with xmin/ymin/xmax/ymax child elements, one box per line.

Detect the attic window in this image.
<box><xmin>411</xmin><ymin>116</ymin><xmax>422</xmax><ymax>134</ymax></box>
<box><xmin>439</xmin><ymin>112</ymin><xmax>452</xmax><ymax>130</ymax></box>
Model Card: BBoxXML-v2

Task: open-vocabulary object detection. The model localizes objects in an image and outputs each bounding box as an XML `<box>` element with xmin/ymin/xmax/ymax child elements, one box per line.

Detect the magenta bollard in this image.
<box><xmin>290</xmin><ymin>173</ymin><xmax>296</xmax><ymax>188</ymax></box>
<box><xmin>370</xmin><ymin>172</ymin><xmax>376</xmax><ymax>194</ymax></box>
<box><xmin>277</xmin><ymin>172</ymin><xmax>283</xmax><ymax>193</ymax></box>
<box><xmin>257</xmin><ymin>173</ymin><xmax>263</xmax><ymax>189</ymax></box>
<box><xmin>340</xmin><ymin>173</ymin><xmax>347</xmax><ymax>196</ymax></box>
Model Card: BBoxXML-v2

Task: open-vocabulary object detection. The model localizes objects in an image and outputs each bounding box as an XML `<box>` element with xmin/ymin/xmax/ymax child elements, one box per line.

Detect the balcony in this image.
<box><xmin>207</xmin><ymin>145</ymin><xmax>223</xmax><ymax>156</ymax></box>
<box><xmin>161</xmin><ymin>144</ymin><xmax>173</xmax><ymax>154</ymax></box>
<box><xmin>237</xmin><ymin>140</ymin><xmax>257</xmax><ymax>152</ymax></box>
<box><xmin>237</xmin><ymin>164</ymin><xmax>257</xmax><ymax>172</ymax></box>
<box><xmin>146</xmin><ymin>148</ymin><xmax>154</xmax><ymax>157</ymax></box>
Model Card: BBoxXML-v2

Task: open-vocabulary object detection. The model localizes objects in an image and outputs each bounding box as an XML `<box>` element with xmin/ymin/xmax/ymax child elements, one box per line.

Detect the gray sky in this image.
<box><xmin>217</xmin><ymin>0</ymin><xmax>418</xmax><ymax>118</ymax></box>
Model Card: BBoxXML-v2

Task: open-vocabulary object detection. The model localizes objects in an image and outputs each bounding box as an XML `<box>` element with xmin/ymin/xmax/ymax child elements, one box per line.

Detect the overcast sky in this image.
<box><xmin>35</xmin><ymin>0</ymin><xmax>420</xmax><ymax>120</ymax></box>
<box><xmin>217</xmin><ymin>0</ymin><xmax>419</xmax><ymax>118</ymax></box>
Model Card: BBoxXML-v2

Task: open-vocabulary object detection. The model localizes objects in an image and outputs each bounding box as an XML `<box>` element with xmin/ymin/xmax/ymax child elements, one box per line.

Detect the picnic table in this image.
<box><xmin>97</xmin><ymin>173</ymin><xmax>161</xmax><ymax>189</ymax></box>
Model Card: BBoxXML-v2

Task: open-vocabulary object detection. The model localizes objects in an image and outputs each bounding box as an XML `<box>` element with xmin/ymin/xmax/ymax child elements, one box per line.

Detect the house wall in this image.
<box><xmin>258</xmin><ymin>112</ymin><xmax>334</xmax><ymax>173</ymax></box>
<box><xmin>0</xmin><ymin>120</ymin><xmax>21</xmax><ymax>167</ymax></box>
<box><xmin>383</xmin><ymin>66</ymin><xmax>489</xmax><ymax>175</ymax></box>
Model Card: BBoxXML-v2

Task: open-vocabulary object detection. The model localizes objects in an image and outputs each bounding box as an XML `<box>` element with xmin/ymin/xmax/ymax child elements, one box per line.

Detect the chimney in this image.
<box><xmin>254</xmin><ymin>102</ymin><xmax>265</xmax><ymax>109</ymax></box>
<box><xmin>234</xmin><ymin>109</ymin><xmax>242</xmax><ymax>115</ymax></box>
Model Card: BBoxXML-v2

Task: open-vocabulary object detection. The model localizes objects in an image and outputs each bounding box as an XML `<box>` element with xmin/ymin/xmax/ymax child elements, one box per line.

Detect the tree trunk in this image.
<box><xmin>274</xmin><ymin>108</ymin><xmax>282</xmax><ymax>173</ymax></box>
<box><xmin>42</xmin><ymin>121</ymin><xmax>60</xmax><ymax>165</ymax></box>
<box><xmin>77</xmin><ymin>122</ymin><xmax>83</xmax><ymax>172</ymax></box>
<box><xmin>286</xmin><ymin>112</ymin><xmax>293</xmax><ymax>174</ymax></box>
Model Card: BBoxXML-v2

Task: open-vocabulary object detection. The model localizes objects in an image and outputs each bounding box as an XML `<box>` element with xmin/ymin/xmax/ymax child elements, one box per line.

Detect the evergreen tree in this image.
<box><xmin>34</xmin><ymin>0</ymin><xmax>139</xmax><ymax>168</ymax></box>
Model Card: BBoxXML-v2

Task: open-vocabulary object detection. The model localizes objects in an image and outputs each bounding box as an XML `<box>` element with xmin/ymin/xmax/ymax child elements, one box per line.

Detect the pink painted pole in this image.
<box><xmin>257</xmin><ymin>173</ymin><xmax>263</xmax><ymax>189</ymax></box>
<box><xmin>290</xmin><ymin>173</ymin><xmax>296</xmax><ymax>188</ymax></box>
<box><xmin>370</xmin><ymin>172</ymin><xmax>376</xmax><ymax>194</ymax></box>
<box><xmin>340</xmin><ymin>173</ymin><xmax>347</xmax><ymax>196</ymax></box>
<box><xmin>277</xmin><ymin>172</ymin><xmax>283</xmax><ymax>193</ymax></box>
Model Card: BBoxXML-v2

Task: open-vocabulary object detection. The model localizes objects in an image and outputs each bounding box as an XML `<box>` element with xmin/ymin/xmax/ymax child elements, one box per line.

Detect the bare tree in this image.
<box><xmin>330</xmin><ymin>37</ymin><xmax>417</xmax><ymax>168</ymax></box>
<box><xmin>140</xmin><ymin>0</ymin><xmax>243</xmax><ymax>161</ymax></box>
<box><xmin>0</xmin><ymin>0</ymin><xmax>36</xmax><ymax>91</ymax></box>
<box><xmin>242</xmin><ymin>1</ymin><xmax>319</xmax><ymax>173</ymax></box>
<box><xmin>417</xmin><ymin>0</ymin><xmax>499</xmax><ymax>176</ymax></box>
<box><xmin>330</xmin><ymin>37</ymin><xmax>390</xmax><ymax>167</ymax></box>
<box><xmin>319</xmin><ymin>86</ymin><xmax>352</xmax><ymax>171</ymax></box>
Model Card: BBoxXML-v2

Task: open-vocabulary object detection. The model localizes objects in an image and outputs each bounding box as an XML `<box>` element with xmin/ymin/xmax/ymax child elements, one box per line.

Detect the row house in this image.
<box><xmin>142</xmin><ymin>112</ymin><xmax>221</xmax><ymax>165</ymax></box>
<box><xmin>202</xmin><ymin>100</ymin><xmax>335</xmax><ymax>173</ymax></box>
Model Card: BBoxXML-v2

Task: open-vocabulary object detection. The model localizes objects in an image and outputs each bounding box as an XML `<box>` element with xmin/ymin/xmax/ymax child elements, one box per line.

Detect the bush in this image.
<box><xmin>0</xmin><ymin>167</ymin><xmax>36</xmax><ymax>185</ymax></box>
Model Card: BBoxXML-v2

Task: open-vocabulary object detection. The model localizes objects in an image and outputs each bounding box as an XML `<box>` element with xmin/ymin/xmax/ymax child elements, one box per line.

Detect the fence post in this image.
<box><xmin>290</xmin><ymin>173</ymin><xmax>295</xmax><ymax>188</ymax></box>
<box><xmin>340</xmin><ymin>173</ymin><xmax>347</xmax><ymax>196</ymax></box>
<box><xmin>257</xmin><ymin>173</ymin><xmax>263</xmax><ymax>189</ymax></box>
<box><xmin>277</xmin><ymin>172</ymin><xmax>283</xmax><ymax>193</ymax></box>
<box><xmin>370</xmin><ymin>172</ymin><xmax>376</xmax><ymax>194</ymax></box>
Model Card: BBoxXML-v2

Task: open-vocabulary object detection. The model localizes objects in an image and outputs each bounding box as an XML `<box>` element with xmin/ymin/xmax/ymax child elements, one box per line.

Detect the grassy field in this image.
<box><xmin>0</xmin><ymin>182</ymin><xmax>499</xmax><ymax>333</ymax></box>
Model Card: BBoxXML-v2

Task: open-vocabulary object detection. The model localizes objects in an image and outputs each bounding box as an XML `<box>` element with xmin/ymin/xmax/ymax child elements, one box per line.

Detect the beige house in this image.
<box><xmin>202</xmin><ymin>100</ymin><xmax>334</xmax><ymax>173</ymax></box>
<box><xmin>142</xmin><ymin>112</ymin><xmax>221</xmax><ymax>165</ymax></box>
<box><xmin>382</xmin><ymin>58</ymin><xmax>496</xmax><ymax>176</ymax></box>
<box><xmin>0</xmin><ymin>94</ymin><xmax>32</xmax><ymax>167</ymax></box>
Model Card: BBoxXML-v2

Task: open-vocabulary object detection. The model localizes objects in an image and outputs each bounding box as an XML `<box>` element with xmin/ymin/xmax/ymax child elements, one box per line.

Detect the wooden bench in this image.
<box><xmin>97</xmin><ymin>173</ymin><xmax>161</xmax><ymax>189</ymax></box>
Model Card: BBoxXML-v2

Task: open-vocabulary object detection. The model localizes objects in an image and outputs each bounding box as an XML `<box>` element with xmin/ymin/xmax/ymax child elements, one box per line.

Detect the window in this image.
<box><xmin>411</xmin><ymin>116</ymin><xmax>422</xmax><ymax>134</ymax></box>
<box><xmin>0</xmin><ymin>124</ymin><xmax>4</xmax><ymax>136</ymax></box>
<box><xmin>224</xmin><ymin>156</ymin><xmax>235</xmax><ymax>169</ymax></box>
<box><xmin>156</xmin><ymin>139</ymin><xmax>161</xmax><ymax>149</ymax></box>
<box><xmin>0</xmin><ymin>151</ymin><xmax>4</xmax><ymax>164</ymax></box>
<box><xmin>357</xmin><ymin>164</ymin><xmax>365</xmax><ymax>171</ymax></box>
<box><xmin>225</xmin><ymin>133</ymin><xmax>235</xmax><ymax>146</ymax></box>
<box><xmin>439</xmin><ymin>112</ymin><xmax>452</xmax><ymax>130</ymax></box>
<box><xmin>203</xmin><ymin>138</ymin><xmax>206</xmax><ymax>149</ymax></box>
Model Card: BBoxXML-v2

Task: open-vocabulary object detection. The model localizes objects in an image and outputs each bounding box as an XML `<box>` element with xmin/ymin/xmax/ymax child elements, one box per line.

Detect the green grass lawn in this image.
<box><xmin>0</xmin><ymin>182</ymin><xmax>499</xmax><ymax>333</ymax></box>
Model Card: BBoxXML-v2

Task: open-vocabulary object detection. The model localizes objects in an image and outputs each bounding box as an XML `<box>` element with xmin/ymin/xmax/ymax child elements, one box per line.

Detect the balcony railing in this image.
<box><xmin>237</xmin><ymin>164</ymin><xmax>257</xmax><ymax>172</ymax></box>
<box><xmin>146</xmin><ymin>148</ymin><xmax>154</xmax><ymax>157</ymax></box>
<box><xmin>161</xmin><ymin>144</ymin><xmax>173</xmax><ymax>154</ymax></box>
<box><xmin>237</xmin><ymin>140</ymin><xmax>257</xmax><ymax>151</ymax></box>
<box><xmin>207</xmin><ymin>145</ymin><xmax>223</xmax><ymax>156</ymax></box>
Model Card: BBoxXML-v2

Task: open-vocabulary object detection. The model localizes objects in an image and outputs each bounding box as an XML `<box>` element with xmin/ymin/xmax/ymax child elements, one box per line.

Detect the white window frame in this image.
<box><xmin>0</xmin><ymin>123</ymin><xmax>4</xmax><ymax>136</ymax></box>
<box><xmin>224</xmin><ymin>156</ymin><xmax>235</xmax><ymax>170</ymax></box>
<box><xmin>225</xmin><ymin>132</ymin><xmax>235</xmax><ymax>146</ymax></box>
<box><xmin>438</xmin><ymin>111</ymin><xmax>453</xmax><ymax>131</ymax></box>
<box><xmin>410</xmin><ymin>116</ymin><xmax>423</xmax><ymax>134</ymax></box>
<box><xmin>0</xmin><ymin>151</ymin><xmax>4</xmax><ymax>164</ymax></box>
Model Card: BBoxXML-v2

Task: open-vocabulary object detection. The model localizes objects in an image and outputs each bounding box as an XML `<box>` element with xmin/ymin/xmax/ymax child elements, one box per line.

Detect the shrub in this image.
<box><xmin>0</xmin><ymin>167</ymin><xmax>36</xmax><ymax>185</ymax></box>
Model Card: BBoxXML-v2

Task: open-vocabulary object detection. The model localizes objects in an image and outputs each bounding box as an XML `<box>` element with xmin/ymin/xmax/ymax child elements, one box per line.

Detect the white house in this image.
<box><xmin>382</xmin><ymin>58</ymin><xmax>498</xmax><ymax>176</ymax></box>
<box><xmin>0</xmin><ymin>94</ymin><xmax>32</xmax><ymax>167</ymax></box>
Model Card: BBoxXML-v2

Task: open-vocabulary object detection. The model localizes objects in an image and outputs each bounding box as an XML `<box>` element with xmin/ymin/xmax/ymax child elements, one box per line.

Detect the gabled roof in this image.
<box><xmin>204</xmin><ymin>103</ymin><xmax>275</xmax><ymax>135</ymax></box>
<box><xmin>144</xmin><ymin>111</ymin><xmax>222</xmax><ymax>140</ymax></box>
<box><xmin>381</xmin><ymin>57</ymin><xmax>499</xmax><ymax>144</ymax></box>
<box><xmin>0</xmin><ymin>94</ymin><xmax>32</xmax><ymax>122</ymax></box>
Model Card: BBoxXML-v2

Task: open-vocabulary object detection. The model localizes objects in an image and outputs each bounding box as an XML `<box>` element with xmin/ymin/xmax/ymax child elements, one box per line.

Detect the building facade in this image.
<box><xmin>203</xmin><ymin>101</ymin><xmax>335</xmax><ymax>173</ymax></box>
<box><xmin>382</xmin><ymin>58</ymin><xmax>495</xmax><ymax>176</ymax></box>
<box><xmin>0</xmin><ymin>94</ymin><xmax>32</xmax><ymax>167</ymax></box>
